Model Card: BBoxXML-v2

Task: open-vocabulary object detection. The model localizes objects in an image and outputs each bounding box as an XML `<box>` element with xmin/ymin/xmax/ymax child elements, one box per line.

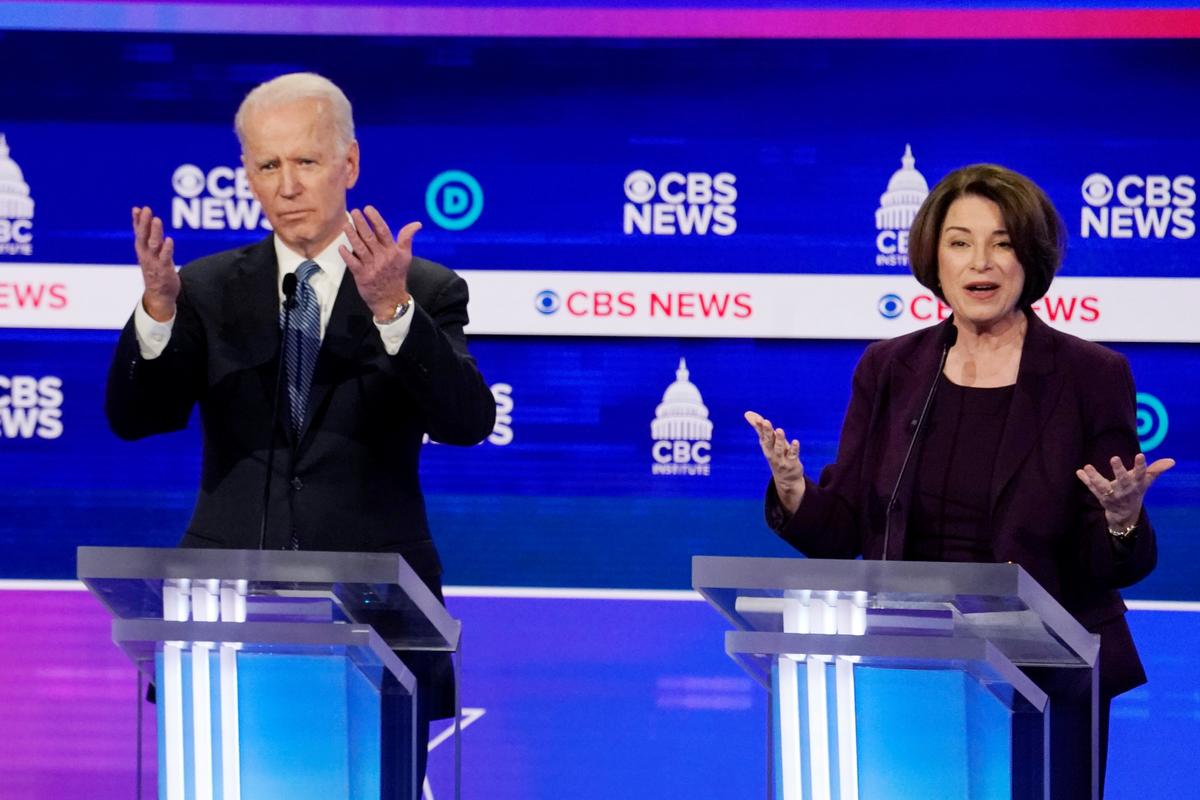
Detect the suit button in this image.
<box><xmin>291</xmin><ymin>477</ymin><xmax>303</xmax><ymax>491</ymax></box>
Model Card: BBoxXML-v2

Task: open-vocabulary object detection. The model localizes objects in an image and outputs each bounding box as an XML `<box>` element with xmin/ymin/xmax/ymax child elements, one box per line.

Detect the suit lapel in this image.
<box><xmin>889</xmin><ymin>322</ymin><xmax>951</xmax><ymax>484</ymax></box>
<box><xmin>221</xmin><ymin>237</ymin><xmax>281</xmax><ymax>404</ymax></box>
<box><xmin>989</xmin><ymin>312</ymin><xmax>1063</xmax><ymax>515</ymax></box>
<box><xmin>296</xmin><ymin>269</ymin><xmax>374</xmax><ymax>445</ymax></box>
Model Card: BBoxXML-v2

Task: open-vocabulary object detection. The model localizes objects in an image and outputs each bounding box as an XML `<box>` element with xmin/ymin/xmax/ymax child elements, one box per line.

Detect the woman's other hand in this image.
<box><xmin>1076</xmin><ymin>453</ymin><xmax>1176</xmax><ymax>530</ymax></box>
<box><xmin>745</xmin><ymin>411</ymin><xmax>806</xmax><ymax>514</ymax></box>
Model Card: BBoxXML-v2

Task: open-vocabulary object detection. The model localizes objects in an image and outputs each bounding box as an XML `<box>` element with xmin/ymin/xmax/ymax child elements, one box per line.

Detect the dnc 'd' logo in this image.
<box><xmin>874</xmin><ymin>144</ymin><xmax>928</xmax><ymax>269</ymax></box>
<box><xmin>0</xmin><ymin>134</ymin><xmax>35</xmax><ymax>257</ymax></box>
<box><xmin>1136</xmin><ymin>392</ymin><xmax>1169</xmax><ymax>452</ymax></box>
<box><xmin>426</xmin><ymin>170</ymin><xmax>484</xmax><ymax>231</ymax></box>
<box><xmin>651</xmin><ymin>359</ymin><xmax>712</xmax><ymax>476</ymax></box>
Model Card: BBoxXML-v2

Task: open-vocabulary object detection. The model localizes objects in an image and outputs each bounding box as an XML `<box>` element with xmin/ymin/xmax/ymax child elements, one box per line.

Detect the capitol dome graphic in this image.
<box><xmin>651</xmin><ymin>358</ymin><xmax>712</xmax><ymax>441</ymax></box>
<box><xmin>875</xmin><ymin>143</ymin><xmax>927</xmax><ymax>231</ymax></box>
<box><xmin>0</xmin><ymin>134</ymin><xmax>35</xmax><ymax>220</ymax></box>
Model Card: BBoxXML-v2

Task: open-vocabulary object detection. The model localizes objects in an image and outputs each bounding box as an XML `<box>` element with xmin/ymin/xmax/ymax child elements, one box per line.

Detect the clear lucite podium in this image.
<box><xmin>693</xmin><ymin>557</ymin><xmax>1100</xmax><ymax>800</ymax></box>
<box><xmin>77</xmin><ymin>546</ymin><xmax>460</xmax><ymax>800</ymax></box>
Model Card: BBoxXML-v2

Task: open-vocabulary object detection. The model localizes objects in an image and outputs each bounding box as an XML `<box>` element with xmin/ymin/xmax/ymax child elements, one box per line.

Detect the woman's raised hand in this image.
<box><xmin>1076</xmin><ymin>453</ymin><xmax>1175</xmax><ymax>531</ymax></box>
<box><xmin>745</xmin><ymin>411</ymin><xmax>806</xmax><ymax>514</ymax></box>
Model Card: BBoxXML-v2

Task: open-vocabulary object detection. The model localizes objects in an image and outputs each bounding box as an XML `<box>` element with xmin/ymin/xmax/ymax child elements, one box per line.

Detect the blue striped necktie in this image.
<box><xmin>284</xmin><ymin>259</ymin><xmax>322</xmax><ymax>437</ymax></box>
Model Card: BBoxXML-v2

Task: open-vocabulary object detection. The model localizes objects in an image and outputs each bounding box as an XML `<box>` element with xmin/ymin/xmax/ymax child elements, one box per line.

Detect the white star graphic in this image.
<box><xmin>423</xmin><ymin>707</ymin><xmax>486</xmax><ymax>800</ymax></box>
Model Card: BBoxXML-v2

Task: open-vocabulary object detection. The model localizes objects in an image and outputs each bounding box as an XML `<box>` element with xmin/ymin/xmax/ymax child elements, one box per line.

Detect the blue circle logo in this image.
<box><xmin>1136</xmin><ymin>392</ymin><xmax>1169</xmax><ymax>452</ymax></box>
<box><xmin>425</xmin><ymin>170</ymin><xmax>484</xmax><ymax>231</ymax></box>
<box><xmin>877</xmin><ymin>293</ymin><xmax>904</xmax><ymax>319</ymax></box>
<box><xmin>535</xmin><ymin>290</ymin><xmax>561</xmax><ymax>315</ymax></box>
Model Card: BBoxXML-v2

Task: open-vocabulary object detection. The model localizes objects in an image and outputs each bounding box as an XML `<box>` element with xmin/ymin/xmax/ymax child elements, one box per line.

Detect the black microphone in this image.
<box><xmin>882</xmin><ymin>322</ymin><xmax>958</xmax><ymax>560</ymax></box>
<box><xmin>258</xmin><ymin>273</ymin><xmax>298</xmax><ymax>550</ymax></box>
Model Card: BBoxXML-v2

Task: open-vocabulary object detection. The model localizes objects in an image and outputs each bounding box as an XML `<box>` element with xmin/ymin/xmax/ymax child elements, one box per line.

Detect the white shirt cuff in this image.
<box><xmin>374</xmin><ymin>298</ymin><xmax>416</xmax><ymax>356</ymax></box>
<box><xmin>133</xmin><ymin>300</ymin><xmax>175</xmax><ymax>360</ymax></box>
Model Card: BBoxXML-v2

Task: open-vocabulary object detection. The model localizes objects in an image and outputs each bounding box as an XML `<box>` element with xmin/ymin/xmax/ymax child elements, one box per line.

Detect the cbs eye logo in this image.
<box><xmin>534</xmin><ymin>290</ymin><xmax>560</xmax><ymax>315</ymax></box>
<box><xmin>623</xmin><ymin>171</ymin><xmax>657</xmax><ymax>204</ymax></box>
<box><xmin>1081</xmin><ymin>173</ymin><xmax>1114</xmax><ymax>207</ymax></box>
<box><xmin>172</xmin><ymin>164</ymin><xmax>207</xmax><ymax>198</ymax></box>
<box><xmin>877</xmin><ymin>293</ymin><xmax>904</xmax><ymax>319</ymax></box>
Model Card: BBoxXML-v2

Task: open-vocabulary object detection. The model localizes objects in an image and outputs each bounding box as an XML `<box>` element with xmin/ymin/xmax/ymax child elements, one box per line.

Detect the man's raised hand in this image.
<box><xmin>131</xmin><ymin>206</ymin><xmax>179</xmax><ymax>322</ymax></box>
<box><xmin>340</xmin><ymin>205</ymin><xmax>421</xmax><ymax>322</ymax></box>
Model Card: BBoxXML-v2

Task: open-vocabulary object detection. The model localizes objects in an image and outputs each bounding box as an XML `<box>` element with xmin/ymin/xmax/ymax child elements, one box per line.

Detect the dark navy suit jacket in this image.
<box><xmin>767</xmin><ymin>311</ymin><xmax>1155</xmax><ymax>696</ymax></box>
<box><xmin>106</xmin><ymin>234</ymin><xmax>496</xmax><ymax>716</ymax></box>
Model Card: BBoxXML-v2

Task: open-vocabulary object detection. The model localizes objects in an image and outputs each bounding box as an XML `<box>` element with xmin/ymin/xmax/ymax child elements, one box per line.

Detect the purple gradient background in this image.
<box><xmin>3</xmin><ymin>586</ymin><xmax>1199</xmax><ymax>799</ymax></box>
<box><xmin>0</xmin><ymin>586</ymin><xmax>767</xmax><ymax>799</ymax></box>
<box><xmin>4</xmin><ymin>2</ymin><xmax>1200</xmax><ymax>38</ymax></box>
<box><xmin>0</xmin><ymin>588</ymin><xmax>157</xmax><ymax>800</ymax></box>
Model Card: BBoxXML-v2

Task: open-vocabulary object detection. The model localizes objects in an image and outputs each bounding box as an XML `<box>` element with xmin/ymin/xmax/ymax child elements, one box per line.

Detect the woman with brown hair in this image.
<box><xmin>746</xmin><ymin>163</ymin><xmax>1174</xmax><ymax>795</ymax></box>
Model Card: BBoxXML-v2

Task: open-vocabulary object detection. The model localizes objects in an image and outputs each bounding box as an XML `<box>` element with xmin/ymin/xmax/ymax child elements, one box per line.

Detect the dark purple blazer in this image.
<box><xmin>767</xmin><ymin>312</ymin><xmax>1156</xmax><ymax>696</ymax></box>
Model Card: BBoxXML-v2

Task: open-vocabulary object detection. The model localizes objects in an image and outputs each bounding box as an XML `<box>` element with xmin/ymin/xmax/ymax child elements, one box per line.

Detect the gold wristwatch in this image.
<box><xmin>377</xmin><ymin>298</ymin><xmax>412</xmax><ymax>325</ymax></box>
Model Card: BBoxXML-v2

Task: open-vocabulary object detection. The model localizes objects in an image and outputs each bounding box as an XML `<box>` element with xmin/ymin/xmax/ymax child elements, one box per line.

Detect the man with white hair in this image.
<box><xmin>107</xmin><ymin>72</ymin><xmax>495</xmax><ymax>784</ymax></box>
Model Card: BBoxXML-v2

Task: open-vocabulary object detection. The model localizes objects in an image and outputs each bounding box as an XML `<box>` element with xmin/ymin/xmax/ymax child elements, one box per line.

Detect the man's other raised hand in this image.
<box><xmin>131</xmin><ymin>206</ymin><xmax>179</xmax><ymax>322</ymax></box>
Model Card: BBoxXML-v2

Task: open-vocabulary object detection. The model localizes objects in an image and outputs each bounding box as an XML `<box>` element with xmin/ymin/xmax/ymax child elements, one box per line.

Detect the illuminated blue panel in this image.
<box><xmin>235</xmin><ymin>654</ymin><xmax>354</xmax><ymax>797</ymax></box>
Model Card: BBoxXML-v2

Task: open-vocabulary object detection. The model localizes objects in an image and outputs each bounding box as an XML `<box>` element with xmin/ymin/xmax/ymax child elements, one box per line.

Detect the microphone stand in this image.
<box><xmin>258</xmin><ymin>272</ymin><xmax>298</xmax><ymax>550</ymax></box>
<box><xmin>882</xmin><ymin>322</ymin><xmax>958</xmax><ymax>560</ymax></box>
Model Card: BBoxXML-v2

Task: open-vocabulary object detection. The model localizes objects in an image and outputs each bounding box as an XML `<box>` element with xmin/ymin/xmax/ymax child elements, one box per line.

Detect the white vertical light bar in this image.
<box><xmin>777</xmin><ymin>655</ymin><xmax>804</xmax><ymax>800</ymax></box>
<box><xmin>218</xmin><ymin>645</ymin><xmax>241</xmax><ymax>800</ymax></box>
<box><xmin>219</xmin><ymin>579</ymin><xmax>248</xmax><ymax>623</ymax></box>
<box><xmin>783</xmin><ymin>590</ymin><xmax>811</xmax><ymax>637</ymax></box>
<box><xmin>805</xmin><ymin>592</ymin><xmax>834</xmax><ymax>800</ymax></box>
<box><xmin>779</xmin><ymin>592</ymin><xmax>809</xmax><ymax>799</ymax></box>
<box><xmin>219</xmin><ymin>582</ymin><xmax>236</xmax><ymax>623</ymax></box>
<box><xmin>162</xmin><ymin>579</ymin><xmax>191</xmax><ymax>800</ymax></box>
<box><xmin>218</xmin><ymin>580</ymin><xmax>244</xmax><ymax>800</ymax></box>
<box><xmin>805</xmin><ymin>659</ymin><xmax>832</xmax><ymax>800</ymax></box>
<box><xmin>835</xmin><ymin>657</ymin><xmax>860</xmax><ymax>800</ymax></box>
<box><xmin>850</xmin><ymin>592</ymin><xmax>868</xmax><ymax>636</ymax></box>
<box><xmin>836</xmin><ymin>595</ymin><xmax>861</xmax><ymax>638</ymax></box>
<box><xmin>818</xmin><ymin>591</ymin><xmax>838</xmax><ymax>638</ymax></box>
<box><xmin>191</xmin><ymin>644</ymin><xmax>214</xmax><ymax>800</ymax></box>
<box><xmin>833</xmin><ymin>589</ymin><xmax>866</xmax><ymax>798</ymax></box>
<box><xmin>190</xmin><ymin>580</ymin><xmax>219</xmax><ymax>800</ymax></box>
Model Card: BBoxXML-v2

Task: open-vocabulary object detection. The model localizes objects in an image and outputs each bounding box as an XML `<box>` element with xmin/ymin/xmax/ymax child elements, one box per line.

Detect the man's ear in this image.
<box><xmin>345</xmin><ymin>140</ymin><xmax>361</xmax><ymax>190</ymax></box>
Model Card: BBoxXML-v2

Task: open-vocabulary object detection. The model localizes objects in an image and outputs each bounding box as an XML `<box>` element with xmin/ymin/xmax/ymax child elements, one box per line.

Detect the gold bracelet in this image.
<box><xmin>1108</xmin><ymin>521</ymin><xmax>1137</xmax><ymax>539</ymax></box>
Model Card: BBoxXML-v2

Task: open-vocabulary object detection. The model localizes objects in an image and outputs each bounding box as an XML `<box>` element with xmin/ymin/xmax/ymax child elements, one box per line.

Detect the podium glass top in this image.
<box><xmin>77</xmin><ymin>546</ymin><xmax>459</xmax><ymax>651</ymax></box>
<box><xmin>692</xmin><ymin>556</ymin><xmax>1098</xmax><ymax>669</ymax></box>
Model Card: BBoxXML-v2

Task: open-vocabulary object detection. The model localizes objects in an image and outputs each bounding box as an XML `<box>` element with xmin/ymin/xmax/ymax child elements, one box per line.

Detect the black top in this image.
<box><xmin>906</xmin><ymin>375</ymin><xmax>1015</xmax><ymax>563</ymax></box>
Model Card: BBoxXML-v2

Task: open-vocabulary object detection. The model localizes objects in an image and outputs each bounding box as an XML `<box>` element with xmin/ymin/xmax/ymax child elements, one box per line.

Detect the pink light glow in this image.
<box><xmin>0</xmin><ymin>588</ymin><xmax>157</xmax><ymax>799</ymax></box>
<box><xmin>12</xmin><ymin>3</ymin><xmax>1200</xmax><ymax>39</ymax></box>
